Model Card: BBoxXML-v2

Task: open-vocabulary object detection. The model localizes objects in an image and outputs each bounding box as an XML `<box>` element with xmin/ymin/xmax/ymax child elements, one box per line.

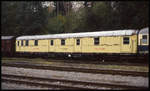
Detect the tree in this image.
<box><xmin>78</xmin><ymin>2</ymin><xmax>114</xmax><ymax>32</ymax></box>
<box><xmin>1</xmin><ymin>2</ymin><xmax>19</xmax><ymax>35</ymax></box>
<box><xmin>45</xmin><ymin>14</ymin><xmax>66</xmax><ymax>34</ymax></box>
<box><xmin>1</xmin><ymin>1</ymin><xmax>49</xmax><ymax>36</ymax></box>
<box><xmin>113</xmin><ymin>1</ymin><xmax>149</xmax><ymax>29</ymax></box>
<box><xmin>2</xmin><ymin>1</ymin><xmax>148</xmax><ymax>36</ymax></box>
<box><xmin>53</xmin><ymin>1</ymin><xmax>72</xmax><ymax>16</ymax></box>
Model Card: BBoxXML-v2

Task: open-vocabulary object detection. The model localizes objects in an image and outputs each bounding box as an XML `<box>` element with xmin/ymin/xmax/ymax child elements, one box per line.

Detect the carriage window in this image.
<box><xmin>50</xmin><ymin>40</ymin><xmax>54</xmax><ymax>46</ymax></box>
<box><xmin>34</xmin><ymin>40</ymin><xmax>38</xmax><ymax>46</ymax></box>
<box><xmin>76</xmin><ymin>39</ymin><xmax>80</xmax><ymax>45</ymax></box>
<box><xmin>123</xmin><ymin>37</ymin><xmax>129</xmax><ymax>44</ymax></box>
<box><xmin>17</xmin><ymin>41</ymin><xmax>19</xmax><ymax>46</ymax></box>
<box><xmin>94</xmin><ymin>37</ymin><xmax>99</xmax><ymax>45</ymax></box>
<box><xmin>21</xmin><ymin>40</ymin><xmax>23</xmax><ymax>46</ymax></box>
<box><xmin>26</xmin><ymin>40</ymin><xmax>29</xmax><ymax>46</ymax></box>
<box><xmin>142</xmin><ymin>35</ymin><xmax>147</xmax><ymax>44</ymax></box>
<box><xmin>61</xmin><ymin>39</ymin><xmax>65</xmax><ymax>45</ymax></box>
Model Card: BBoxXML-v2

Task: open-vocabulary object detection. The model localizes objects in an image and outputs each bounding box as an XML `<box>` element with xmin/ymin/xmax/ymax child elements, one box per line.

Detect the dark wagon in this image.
<box><xmin>1</xmin><ymin>36</ymin><xmax>16</xmax><ymax>57</ymax></box>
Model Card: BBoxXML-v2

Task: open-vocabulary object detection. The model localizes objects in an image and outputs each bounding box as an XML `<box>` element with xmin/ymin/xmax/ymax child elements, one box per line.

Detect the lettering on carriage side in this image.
<box><xmin>100</xmin><ymin>44</ymin><xmax>119</xmax><ymax>46</ymax></box>
<box><xmin>33</xmin><ymin>48</ymin><xmax>39</xmax><ymax>50</ymax></box>
<box><xmin>113</xmin><ymin>44</ymin><xmax>119</xmax><ymax>46</ymax></box>
<box><xmin>61</xmin><ymin>48</ymin><xmax>68</xmax><ymax>50</ymax></box>
<box><xmin>95</xmin><ymin>48</ymin><xmax>105</xmax><ymax>50</ymax></box>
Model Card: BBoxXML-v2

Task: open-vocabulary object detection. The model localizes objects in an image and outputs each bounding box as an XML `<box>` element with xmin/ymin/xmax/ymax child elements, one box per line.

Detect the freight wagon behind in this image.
<box><xmin>1</xmin><ymin>36</ymin><xmax>16</xmax><ymax>57</ymax></box>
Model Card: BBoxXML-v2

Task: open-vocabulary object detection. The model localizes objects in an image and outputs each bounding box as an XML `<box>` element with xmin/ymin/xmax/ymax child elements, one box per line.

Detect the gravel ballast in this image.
<box><xmin>2</xmin><ymin>66</ymin><xmax>148</xmax><ymax>89</ymax></box>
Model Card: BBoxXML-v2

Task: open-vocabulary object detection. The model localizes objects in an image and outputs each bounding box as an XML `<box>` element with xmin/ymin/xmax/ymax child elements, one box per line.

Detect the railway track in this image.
<box><xmin>2</xmin><ymin>74</ymin><xmax>147</xmax><ymax>90</ymax></box>
<box><xmin>44</xmin><ymin>58</ymin><xmax>149</xmax><ymax>67</ymax></box>
<box><xmin>2</xmin><ymin>63</ymin><xmax>148</xmax><ymax>77</ymax></box>
<box><xmin>22</xmin><ymin>55</ymin><xmax>149</xmax><ymax>64</ymax></box>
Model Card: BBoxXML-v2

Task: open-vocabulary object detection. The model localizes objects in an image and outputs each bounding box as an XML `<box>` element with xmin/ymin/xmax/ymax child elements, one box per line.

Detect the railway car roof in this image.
<box><xmin>16</xmin><ymin>30</ymin><xmax>137</xmax><ymax>40</ymax></box>
<box><xmin>1</xmin><ymin>36</ymin><xmax>14</xmax><ymax>40</ymax></box>
<box><xmin>139</xmin><ymin>27</ymin><xmax>149</xmax><ymax>34</ymax></box>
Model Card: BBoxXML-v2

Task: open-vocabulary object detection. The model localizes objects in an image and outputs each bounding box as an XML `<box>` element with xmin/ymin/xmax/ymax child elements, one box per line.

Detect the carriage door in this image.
<box><xmin>121</xmin><ymin>37</ymin><xmax>132</xmax><ymax>53</ymax></box>
<box><xmin>48</xmin><ymin>39</ymin><xmax>55</xmax><ymax>52</ymax></box>
<box><xmin>74</xmin><ymin>38</ymin><xmax>82</xmax><ymax>53</ymax></box>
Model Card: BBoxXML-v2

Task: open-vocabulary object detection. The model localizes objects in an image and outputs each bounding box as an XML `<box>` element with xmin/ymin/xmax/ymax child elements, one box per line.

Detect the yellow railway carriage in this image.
<box><xmin>16</xmin><ymin>29</ymin><xmax>139</xmax><ymax>59</ymax></box>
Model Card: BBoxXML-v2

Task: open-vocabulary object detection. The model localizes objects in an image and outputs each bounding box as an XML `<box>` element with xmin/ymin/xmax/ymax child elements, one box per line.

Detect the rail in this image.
<box><xmin>2</xmin><ymin>74</ymin><xmax>147</xmax><ymax>90</ymax></box>
<box><xmin>2</xmin><ymin>63</ymin><xmax>148</xmax><ymax>77</ymax></box>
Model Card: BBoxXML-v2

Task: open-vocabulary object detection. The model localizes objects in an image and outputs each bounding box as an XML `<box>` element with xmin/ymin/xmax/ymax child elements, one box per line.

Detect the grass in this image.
<box><xmin>2</xmin><ymin>57</ymin><xmax>149</xmax><ymax>72</ymax></box>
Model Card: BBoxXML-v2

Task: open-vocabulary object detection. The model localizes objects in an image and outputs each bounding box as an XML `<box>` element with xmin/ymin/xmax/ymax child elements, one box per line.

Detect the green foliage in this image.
<box><xmin>113</xmin><ymin>1</ymin><xmax>149</xmax><ymax>29</ymax></box>
<box><xmin>1</xmin><ymin>1</ymin><xmax>149</xmax><ymax>36</ymax></box>
<box><xmin>75</xmin><ymin>1</ymin><xmax>149</xmax><ymax>32</ymax></box>
<box><xmin>45</xmin><ymin>14</ymin><xmax>66</xmax><ymax>34</ymax></box>
<box><xmin>64</xmin><ymin>11</ymin><xmax>81</xmax><ymax>33</ymax></box>
<box><xmin>1</xmin><ymin>1</ymin><xmax>48</xmax><ymax>36</ymax></box>
<box><xmin>75</xmin><ymin>2</ymin><xmax>114</xmax><ymax>32</ymax></box>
